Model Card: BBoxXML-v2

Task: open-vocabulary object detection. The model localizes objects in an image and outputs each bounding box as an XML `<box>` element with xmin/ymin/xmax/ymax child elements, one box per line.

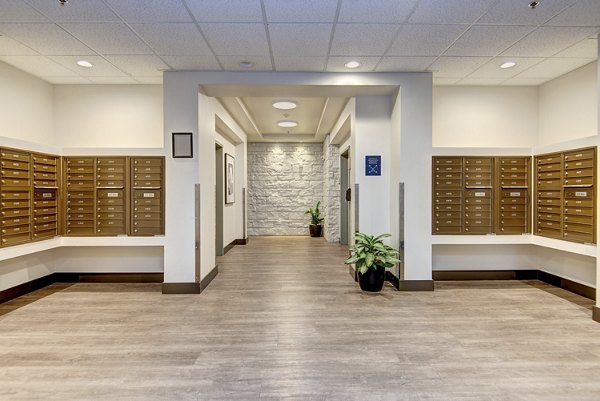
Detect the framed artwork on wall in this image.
<box><xmin>225</xmin><ymin>153</ymin><xmax>235</xmax><ymax>204</ymax></box>
<box><xmin>172</xmin><ymin>132</ymin><xmax>193</xmax><ymax>158</ymax></box>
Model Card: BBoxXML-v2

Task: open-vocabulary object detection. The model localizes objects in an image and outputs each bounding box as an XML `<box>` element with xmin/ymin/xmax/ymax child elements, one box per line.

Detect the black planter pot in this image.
<box><xmin>357</xmin><ymin>265</ymin><xmax>386</xmax><ymax>292</ymax></box>
<box><xmin>309</xmin><ymin>224</ymin><xmax>322</xmax><ymax>237</ymax></box>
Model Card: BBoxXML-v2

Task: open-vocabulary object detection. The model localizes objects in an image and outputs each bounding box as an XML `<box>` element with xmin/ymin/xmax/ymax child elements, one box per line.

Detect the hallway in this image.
<box><xmin>1</xmin><ymin>236</ymin><xmax>600</xmax><ymax>400</ymax></box>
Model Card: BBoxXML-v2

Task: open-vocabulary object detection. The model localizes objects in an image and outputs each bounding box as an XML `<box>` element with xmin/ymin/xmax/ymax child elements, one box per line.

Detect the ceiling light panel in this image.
<box><xmin>102</xmin><ymin>0</ymin><xmax>193</xmax><ymax>22</ymax></box>
<box><xmin>272</xmin><ymin>100</ymin><xmax>297</xmax><ymax>110</ymax></box>
<box><xmin>330</xmin><ymin>23</ymin><xmax>400</xmax><ymax>56</ymax></box>
<box><xmin>263</xmin><ymin>0</ymin><xmax>338</xmax><ymax>23</ymax></box>
<box><xmin>187</xmin><ymin>0</ymin><xmax>264</xmax><ymax>22</ymax></box>
<box><xmin>277</xmin><ymin>120</ymin><xmax>298</xmax><ymax>128</ymax></box>
<box><xmin>61</xmin><ymin>23</ymin><xmax>154</xmax><ymax>55</ymax></box>
<box><xmin>200</xmin><ymin>23</ymin><xmax>270</xmax><ymax>55</ymax></box>
<box><xmin>0</xmin><ymin>23</ymin><xmax>94</xmax><ymax>55</ymax></box>
<box><xmin>337</xmin><ymin>0</ymin><xmax>418</xmax><ymax>23</ymax></box>
<box><xmin>409</xmin><ymin>0</ymin><xmax>496</xmax><ymax>24</ymax></box>
<box><xmin>444</xmin><ymin>25</ymin><xmax>535</xmax><ymax>57</ymax></box>
<box><xmin>131</xmin><ymin>23</ymin><xmax>213</xmax><ymax>55</ymax></box>
<box><xmin>268</xmin><ymin>23</ymin><xmax>332</xmax><ymax>57</ymax></box>
<box><xmin>24</xmin><ymin>0</ymin><xmax>119</xmax><ymax>22</ymax></box>
<box><xmin>387</xmin><ymin>24</ymin><xmax>467</xmax><ymax>57</ymax></box>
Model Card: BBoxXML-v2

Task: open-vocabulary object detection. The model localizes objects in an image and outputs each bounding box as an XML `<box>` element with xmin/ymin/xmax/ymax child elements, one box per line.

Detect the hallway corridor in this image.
<box><xmin>1</xmin><ymin>236</ymin><xmax>600</xmax><ymax>400</ymax></box>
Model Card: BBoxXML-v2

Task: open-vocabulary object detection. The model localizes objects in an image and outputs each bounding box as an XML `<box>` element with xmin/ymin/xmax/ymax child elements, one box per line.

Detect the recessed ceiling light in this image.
<box><xmin>239</xmin><ymin>61</ymin><xmax>254</xmax><ymax>69</ymax></box>
<box><xmin>272</xmin><ymin>100</ymin><xmax>297</xmax><ymax>110</ymax></box>
<box><xmin>277</xmin><ymin>120</ymin><xmax>298</xmax><ymax>128</ymax></box>
<box><xmin>76</xmin><ymin>60</ymin><xmax>94</xmax><ymax>68</ymax></box>
<box><xmin>500</xmin><ymin>61</ymin><xmax>517</xmax><ymax>69</ymax></box>
<box><xmin>344</xmin><ymin>60</ymin><xmax>361</xmax><ymax>69</ymax></box>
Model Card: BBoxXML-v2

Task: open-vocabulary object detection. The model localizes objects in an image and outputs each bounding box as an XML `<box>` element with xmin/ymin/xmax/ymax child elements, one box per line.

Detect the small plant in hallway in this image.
<box><xmin>305</xmin><ymin>201</ymin><xmax>324</xmax><ymax>237</ymax></box>
<box><xmin>345</xmin><ymin>232</ymin><xmax>401</xmax><ymax>292</ymax></box>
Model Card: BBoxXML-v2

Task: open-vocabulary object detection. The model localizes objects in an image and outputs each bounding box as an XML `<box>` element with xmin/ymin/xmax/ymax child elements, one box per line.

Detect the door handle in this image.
<box><xmin>345</xmin><ymin>188</ymin><xmax>351</xmax><ymax>202</ymax></box>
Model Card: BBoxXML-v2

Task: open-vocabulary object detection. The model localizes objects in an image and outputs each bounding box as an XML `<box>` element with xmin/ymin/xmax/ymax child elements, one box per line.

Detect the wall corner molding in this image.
<box><xmin>200</xmin><ymin>265</ymin><xmax>218</xmax><ymax>293</ymax></box>
<box><xmin>162</xmin><ymin>282</ymin><xmax>200</xmax><ymax>294</ymax></box>
<box><xmin>593</xmin><ymin>306</ymin><xmax>600</xmax><ymax>324</ymax></box>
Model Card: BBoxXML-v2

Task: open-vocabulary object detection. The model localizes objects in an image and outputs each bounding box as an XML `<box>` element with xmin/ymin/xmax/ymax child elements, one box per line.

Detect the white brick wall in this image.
<box><xmin>247</xmin><ymin>143</ymin><xmax>324</xmax><ymax>236</ymax></box>
<box><xmin>322</xmin><ymin>135</ymin><xmax>341</xmax><ymax>243</ymax></box>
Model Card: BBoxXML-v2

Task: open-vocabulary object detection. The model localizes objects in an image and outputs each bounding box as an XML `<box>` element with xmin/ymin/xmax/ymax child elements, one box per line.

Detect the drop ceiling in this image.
<box><xmin>0</xmin><ymin>0</ymin><xmax>598</xmax><ymax>143</ymax></box>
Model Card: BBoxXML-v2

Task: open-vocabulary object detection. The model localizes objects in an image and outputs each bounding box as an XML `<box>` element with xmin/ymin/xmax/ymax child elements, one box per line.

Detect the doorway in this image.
<box><xmin>215</xmin><ymin>143</ymin><xmax>224</xmax><ymax>257</ymax></box>
<box><xmin>340</xmin><ymin>149</ymin><xmax>350</xmax><ymax>245</ymax></box>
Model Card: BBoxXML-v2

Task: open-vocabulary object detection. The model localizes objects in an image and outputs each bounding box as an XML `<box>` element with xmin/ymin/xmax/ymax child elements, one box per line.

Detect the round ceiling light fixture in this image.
<box><xmin>344</xmin><ymin>60</ymin><xmax>361</xmax><ymax>69</ymax></box>
<box><xmin>239</xmin><ymin>60</ymin><xmax>254</xmax><ymax>69</ymax></box>
<box><xmin>76</xmin><ymin>60</ymin><xmax>94</xmax><ymax>68</ymax></box>
<box><xmin>500</xmin><ymin>61</ymin><xmax>517</xmax><ymax>69</ymax></box>
<box><xmin>272</xmin><ymin>100</ymin><xmax>297</xmax><ymax>110</ymax></box>
<box><xmin>277</xmin><ymin>120</ymin><xmax>298</xmax><ymax>128</ymax></box>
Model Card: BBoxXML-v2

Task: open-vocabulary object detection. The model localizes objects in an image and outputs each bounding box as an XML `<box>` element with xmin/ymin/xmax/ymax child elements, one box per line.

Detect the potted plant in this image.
<box><xmin>345</xmin><ymin>232</ymin><xmax>400</xmax><ymax>292</ymax></box>
<box><xmin>305</xmin><ymin>201</ymin><xmax>324</xmax><ymax>237</ymax></box>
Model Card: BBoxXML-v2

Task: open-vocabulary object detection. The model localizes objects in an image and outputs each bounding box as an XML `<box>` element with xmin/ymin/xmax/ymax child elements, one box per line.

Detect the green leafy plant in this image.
<box><xmin>345</xmin><ymin>232</ymin><xmax>401</xmax><ymax>274</ymax></box>
<box><xmin>305</xmin><ymin>201</ymin><xmax>324</xmax><ymax>225</ymax></box>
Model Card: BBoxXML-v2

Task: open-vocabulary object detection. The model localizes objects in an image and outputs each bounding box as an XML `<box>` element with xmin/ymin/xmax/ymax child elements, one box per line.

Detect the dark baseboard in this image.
<box><xmin>434</xmin><ymin>270</ymin><xmax>595</xmax><ymax>301</ymax></box>
<box><xmin>397</xmin><ymin>280</ymin><xmax>435</xmax><ymax>292</ymax></box>
<box><xmin>162</xmin><ymin>282</ymin><xmax>200</xmax><ymax>294</ymax></box>
<box><xmin>348</xmin><ymin>265</ymin><xmax>357</xmax><ymax>282</ymax></box>
<box><xmin>593</xmin><ymin>306</ymin><xmax>600</xmax><ymax>324</ymax></box>
<box><xmin>223</xmin><ymin>240</ymin><xmax>236</xmax><ymax>255</ymax></box>
<box><xmin>200</xmin><ymin>265</ymin><xmax>219</xmax><ymax>293</ymax></box>
<box><xmin>235</xmin><ymin>238</ymin><xmax>248</xmax><ymax>245</ymax></box>
<box><xmin>385</xmin><ymin>271</ymin><xmax>400</xmax><ymax>289</ymax></box>
<box><xmin>1</xmin><ymin>272</ymin><xmax>165</xmax><ymax>305</ymax></box>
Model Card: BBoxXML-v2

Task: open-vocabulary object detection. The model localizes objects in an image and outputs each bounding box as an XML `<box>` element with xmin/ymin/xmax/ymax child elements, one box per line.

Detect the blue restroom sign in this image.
<box><xmin>365</xmin><ymin>155</ymin><xmax>381</xmax><ymax>176</ymax></box>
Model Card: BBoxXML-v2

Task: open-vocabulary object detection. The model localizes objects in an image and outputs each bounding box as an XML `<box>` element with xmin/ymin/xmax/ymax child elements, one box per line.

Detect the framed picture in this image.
<box><xmin>172</xmin><ymin>132</ymin><xmax>193</xmax><ymax>158</ymax></box>
<box><xmin>225</xmin><ymin>153</ymin><xmax>235</xmax><ymax>204</ymax></box>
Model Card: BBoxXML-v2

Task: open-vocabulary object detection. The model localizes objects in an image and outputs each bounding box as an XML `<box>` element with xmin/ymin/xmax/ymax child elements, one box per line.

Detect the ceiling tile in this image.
<box><xmin>41</xmin><ymin>76</ymin><xmax>92</xmax><ymax>84</ymax></box>
<box><xmin>186</xmin><ymin>0</ymin><xmax>263</xmax><ymax>23</ymax></box>
<box><xmin>200</xmin><ymin>23</ymin><xmax>269</xmax><ymax>55</ymax></box>
<box><xmin>0</xmin><ymin>35</ymin><xmax>38</xmax><ymax>55</ymax></box>
<box><xmin>131</xmin><ymin>23</ymin><xmax>212</xmax><ymax>55</ymax></box>
<box><xmin>553</xmin><ymin>38</ymin><xmax>598</xmax><ymax>58</ymax></box>
<box><xmin>217</xmin><ymin>55</ymin><xmax>272</xmax><ymax>71</ymax></box>
<box><xmin>547</xmin><ymin>0</ymin><xmax>600</xmax><ymax>27</ymax></box>
<box><xmin>409</xmin><ymin>0</ymin><xmax>496</xmax><ymax>24</ymax></box>
<box><xmin>479</xmin><ymin>0</ymin><xmax>577</xmax><ymax>25</ymax></box>
<box><xmin>515</xmin><ymin>57</ymin><xmax>595</xmax><ymax>78</ymax></box>
<box><xmin>433</xmin><ymin>77</ymin><xmax>460</xmax><ymax>85</ymax></box>
<box><xmin>468</xmin><ymin>57</ymin><xmax>544</xmax><ymax>78</ymax></box>
<box><xmin>502</xmin><ymin>26</ymin><xmax>598</xmax><ymax>57</ymax></box>
<box><xmin>269</xmin><ymin>24</ymin><xmax>332</xmax><ymax>57</ymax></box>
<box><xmin>0</xmin><ymin>23</ymin><xmax>94</xmax><ymax>55</ymax></box>
<box><xmin>445</xmin><ymin>25</ymin><xmax>534</xmax><ymax>57</ymax></box>
<box><xmin>0</xmin><ymin>55</ymin><xmax>79</xmax><ymax>76</ymax></box>
<box><xmin>49</xmin><ymin>55</ymin><xmax>127</xmax><ymax>77</ymax></box>
<box><xmin>162</xmin><ymin>55</ymin><xmax>221</xmax><ymax>70</ymax></box>
<box><xmin>0</xmin><ymin>0</ymin><xmax>48</xmax><ymax>22</ymax></box>
<box><xmin>457</xmin><ymin>77</ymin><xmax>506</xmax><ymax>85</ymax></box>
<box><xmin>387</xmin><ymin>24</ymin><xmax>467</xmax><ymax>56</ymax></box>
<box><xmin>25</xmin><ymin>0</ymin><xmax>119</xmax><ymax>22</ymax></box>
<box><xmin>103</xmin><ymin>0</ymin><xmax>192</xmax><ymax>22</ymax></box>
<box><xmin>273</xmin><ymin>56</ymin><xmax>326</xmax><ymax>71</ymax></box>
<box><xmin>263</xmin><ymin>0</ymin><xmax>339</xmax><ymax>23</ymax></box>
<box><xmin>61</xmin><ymin>23</ymin><xmax>154</xmax><ymax>55</ymax></box>
<box><xmin>338</xmin><ymin>0</ymin><xmax>419</xmax><ymax>23</ymax></box>
<box><xmin>376</xmin><ymin>56</ymin><xmax>436</xmax><ymax>72</ymax></box>
<box><xmin>104</xmin><ymin>55</ymin><xmax>169</xmax><ymax>76</ymax></box>
<box><xmin>326</xmin><ymin>56</ymin><xmax>380</xmax><ymax>72</ymax></box>
<box><xmin>135</xmin><ymin>77</ymin><xmax>163</xmax><ymax>84</ymax></box>
<box><xmin>428</xmin><ymin>56</ymin><xmax>490</xmax><ymax>78</ymax></box>
<box><xmin>330</xmin><ymin>23</ymin><xmax>400</xmax><ymax>56</ymax></box>
<box><xmin>501</xmin><ymin>77</ymin><xmax>549</xmax><ymax>86</ymax></box>
<box><xmin>88</xmin><ymin>76</ymin><xmax>138</xmax><ymax>84</ymax></box>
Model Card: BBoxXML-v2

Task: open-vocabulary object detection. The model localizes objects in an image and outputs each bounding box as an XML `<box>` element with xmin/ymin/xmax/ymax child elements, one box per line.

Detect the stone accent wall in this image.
<box><xmin>247</xmin><ymin>143</ymin><xmax>323</xmax><ymax>236</ymax></box>
<box><xmin>322</xmin><ymin>135</ymin><xmax>341</xmax><ymax>243</ymax></box>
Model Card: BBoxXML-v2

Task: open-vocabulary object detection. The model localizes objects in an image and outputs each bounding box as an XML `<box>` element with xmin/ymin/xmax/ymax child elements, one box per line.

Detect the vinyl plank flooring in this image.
<box><xmin>1</xmin><ymin>236</ymin><xmax>600</xmax><ymax>400</ymax></box>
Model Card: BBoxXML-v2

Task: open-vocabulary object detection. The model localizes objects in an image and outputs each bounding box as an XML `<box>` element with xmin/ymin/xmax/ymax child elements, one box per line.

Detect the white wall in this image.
<box><xmin>389</xmin><ymin>90</ymin><xmax>401</xmax><ymax>253</ymax></box>
<box><xmin>538</xmin><ymin>61</ymin><xmax>598</xmax><ymax>147</ymax></box>
<box><xmin>0</xmin><ymin>61</ymin><xmax>54</xmax><ymax>145</ymax></box>
<box><xmin>53</xmin><ymin>247</ymin><xmax>164</xmax><ymax>273</ymax></box>
<box><xmin>0</xmin><ymin>250</ymin><xmax>56</xmax><ymax>292</ymax></box>
<box><xmin>433</xmin><ymin>86</ymin><xmax>538</xmax><ymax>148</ymax></box>
<box><xmin>54</xmin><ymin>85</ymin><xmax>163</xmax><ymax>148</ymax></box>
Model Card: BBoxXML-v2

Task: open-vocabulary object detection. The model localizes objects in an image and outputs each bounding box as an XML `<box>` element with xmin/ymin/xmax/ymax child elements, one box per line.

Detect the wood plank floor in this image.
<box><xmin>1</xmin><ymin>236</ymin><xmax>600</xmax><ymax>400</ymax></box>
